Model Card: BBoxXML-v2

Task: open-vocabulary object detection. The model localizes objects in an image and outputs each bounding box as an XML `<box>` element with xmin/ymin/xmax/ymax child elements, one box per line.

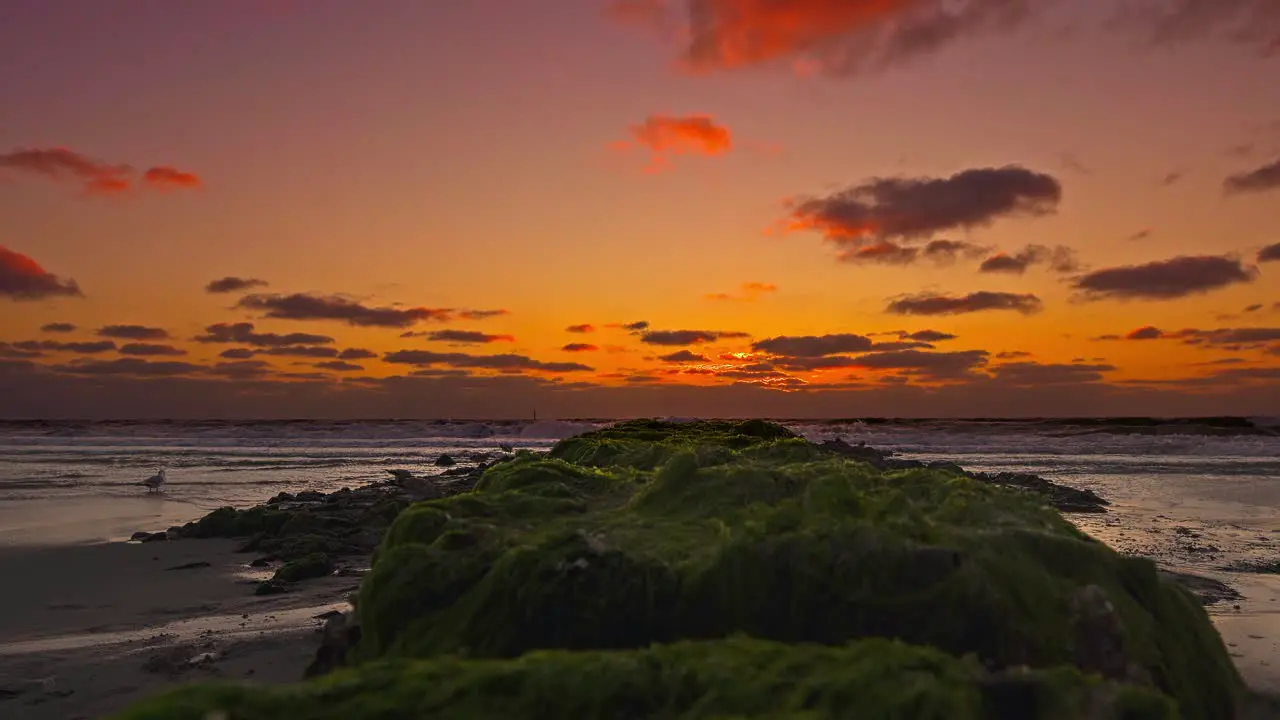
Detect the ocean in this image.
<box><xmin>2</xmin><ymin>418</ymin><xmax>1279</xmax><ymax>563</ymax></box>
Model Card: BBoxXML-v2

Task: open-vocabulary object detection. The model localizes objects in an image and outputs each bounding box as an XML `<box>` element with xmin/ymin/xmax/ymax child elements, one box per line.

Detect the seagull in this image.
<box><xmin>142</xmin><ymin>469</ymin><xmax>166</xmax><ymax>493</ymax></box>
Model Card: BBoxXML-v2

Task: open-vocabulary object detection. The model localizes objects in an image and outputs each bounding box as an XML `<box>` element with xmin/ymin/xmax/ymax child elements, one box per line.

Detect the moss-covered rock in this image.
<box><xmin>112</xmin><ymin>636</ymin><xmax>1178</xmax><ymax>720</ymax></box>
<box><xmin>352</xmin><ymin>420</ymin><xmax>1239</xmax><ymax>718</ymax></box>
<box><xmin>273</xmin><ymin>553</ymin><xmax>334</xmax><ymax>582</ymax></box>
<box><xmin>115</xmin><ymin>420</ymin><xmax>1243</xmax><ymax>719</ymax></box>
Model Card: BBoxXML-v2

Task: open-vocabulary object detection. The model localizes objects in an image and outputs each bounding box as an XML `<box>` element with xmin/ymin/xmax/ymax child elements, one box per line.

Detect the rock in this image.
<box><xmin>304</xmin><ymin>611</ymin><xmax>361</xmax><ymax>678</ymax></box>
<box><xmin>254</xmin><ymin>580</ymin><xmax>289</xmax><ymax>596</ymax></box>
<box><xmin>273</xmin><ymin>553</ymin><xmax>333</xmax><ymax>583</ymax></box>
<box><xmin>1161</xmin><ymin>570</ymin><xmax>1243</xmax><ymax>605</ymax></box>
<box><xmin>249</xmin><ymin>557</ymin><xmax>272</xmax><ymax>567</ymax></box>
<box><xmin>129</xmin><ymin>531</ymin><xmax>152</xmax><ymax>541</ymax></box>
<box><xmin>164</xmin><ymin>561</ymin><xmax>212</xmax><ymax>571</ymax></box>
<box><xmin>295</xmin><ymin>490</ymin><xmax>325</xmax><ymax>503</ymax></box>
<box><xmin>434</xmin><ymin>454</ymin><xmax>457</xmax><ymax>467</ymax></box>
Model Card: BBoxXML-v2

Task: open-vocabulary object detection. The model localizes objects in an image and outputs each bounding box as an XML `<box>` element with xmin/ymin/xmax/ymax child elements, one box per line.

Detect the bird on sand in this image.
<box><xmin>142</xmin><ymin>469</ymin><xmax>166</xmax><ymax>493</ymax></box>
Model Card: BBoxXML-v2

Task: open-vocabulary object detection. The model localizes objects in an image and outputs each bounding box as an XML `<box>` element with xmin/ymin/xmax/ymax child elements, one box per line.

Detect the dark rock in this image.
<box><xmin>1160</xmin><ymin>570</ymin><xmax>1243</xmax><ymax>606</ymax></box>
<box><xmin>164</xmin><ymin>561</ymin><xmax>212</xmax><ymax>571</ymax></box>
<box><xmin>434</xmin><ymin>454</ymin><xmax>457</xmax><ymax>467</ymax></box>
<box><xmin>304</xmin><ymin>610</ymin><xmax>362</xmax><ymax>678</ymax></box>
<box><xmin>294</xmin><ymin>490</ymin><xmax>325</xmax><ymax>503</ymax></box>
<box><xmin>254</xmin><ymin>580</ymin><xmax>289</xmax><ymax>596</ymax></box>
<box><xmin>273</xmin><ymin>553</ymin><xmax>333</xmax><ymax>582</ymax></box>
<box><xmin>249</xmin><ymin>557</ymin><xmax>272</xmax><ymax>567</ymax></box>
<box><xmin>1220</xmin><ymin>559</ymin><xmax>1280</xmax><ymax>574</ymax></box>
<box><xmin>140</xmin><ymin>531</ymin><xmax>169</xmax><ymax>543</ymax></box>
<box><xmin>130</xmin><ymin>531</ymin><xmax>152</xmax><ymax>541</ymax></box>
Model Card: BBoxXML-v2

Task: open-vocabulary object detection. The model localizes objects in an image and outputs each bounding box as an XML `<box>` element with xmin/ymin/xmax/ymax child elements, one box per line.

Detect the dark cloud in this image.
<box><xmin>1244</xmin><ymin>304</ymin><xmax>1265</xmax><ymax>313</ymax></box>
<box><xmin>1126</xmin><ymin>326</ymin><xmax>1164</xmax><ymax>340</ymax></box>
<box><xmin>562</xmin><ymin>343</ymin><xmax>599</xmax><ymax>353</ymax></box>
<box><xmin>837</xmin><ymin>241</ymin><xmax>920</xmax><ymax>265</ymax></box>
<box><xmin>566</xmin><ymin>324</ymin><xmax>595</xmax><ymax>333</ymax></box>
<box><xmin>97</xmin><ymin>324</ymin><xmax>169</xmax><ymax>340</ymax></box>
<box><xmin>261</xmin><ymin>346</ymin><xmax>341</xmax><ymax>359</ymax></box>
<box><xmin>458</xmin><ymin>309</ymin><xmax>510</xmax><ymax>320</ymax></box>
<box><xmin>0</xmin><ymin>246</ymin><xmax>84</xmax><ymax>301</ymax></box>
<box><xmin>1132</xmin><ymin>0</ymin><xmax>1280</xmax><ymax>56</ymax></box>
<box><xmin>978</xmin><ymin>245</ymin><xmax>1080</xmax><ymax>275</ymax></box>
<box><xmin>1259</xmin><ymin>243</ymin><xmax>1280</xmax><ymax>263</ymax></box>
<box><xmin>1225</xmin><ymin>158</ymin><xmax>1280</xmax><ymax>195</ymax></box>
<box><xmin>849</xmin><ymin>349</ymin><xmax>989</xmax><ymax>378</ymax></box>
<box><xmin>996</xmin><ymin>351</ymin><xmax>1032</xmax><ymax>359</ymax></box>
<box><xmin>118</xmin><ymin>343</ymin><xmax>188</xmax><ymax>357</ymax></box>
<box><xmin>0</xmin><ymin>343</ymin><xmax>44</xmax><ymax>359</ymax></box>
<box><xmin>752</xmin><ymin>334</ymin><xmax>872</xmax><ymax>357</ymax></box>
<box><xmin>205</xmin><ymin>276</ymin><xmax>269</xmax><ymax>294</ymax></box>
<box><xmin>383</xmin><ymin>350</ymin><xmax>593</xmax><ymax>373</ymax></box>
<box><xmin>1160</xmin><ymin>170</ymin><xmax>1184</xmax><ymax>186</ymax></box>
<box><xmin>1071</xmin><ymin>255</ymin><xmax>1257</xmax><ymax>301</ymax></box>
<box><xmin>425</xmin><ymin>330</ymin><xmax>516</xmax><ymax>344</ymax></box>
<box><xmin>868</xmin><ymin>341</ymin><xmax>934</xmax><ymax>352</ymax></box>
<box><xmin>52</xmin><ymin>358</ymin><xmax>203</xmax><ymax>377</ymax></box>
<box><xmin>921</xmin><ymin>240</ymin><xmax>989</xmax><ymax>263</ymax></box>
<box><xmin>219</xmin><ymin>348</ymin><xmax>256</xmax><ymax>360</ymax></box>
<box><xmin>14</xmin><ymin>340</ymin><xmax>116</xmax><ymax>354</ymax></box>
<box><xmin>771</xmin><ymin>356</ymin><xmax>863</xmax><ymax>372</ymax></box>
<box><xmin>1127</xmin><ymin>229</ymin><xmax>1154</xmax><ymax>242</ymax></box>
<box><xmin>609</xmin><ymin>321</ymin><xmax>650</xmax><ymax>332</ymax></box>
<box><xmin>1174</xmin><ymin>327</ymin><xmax>1280</xmax><ymax>346</ymax></box>
<box><xmin>886</xmin><ymin>291</ymin><xmax>1043</xmax><ymax>316</ymax></box>
<box><xmin>237</xmin><ymin>293</ymin><xmax>452</xmax><ymax>328</ymax></box>
<box><xmin>208</xmin><ymin>361</ymin><xmax>273</xmax><ymax>379</ymax></box>
<box><xmin>785</xmin><ymin>166</ymin><xmax>1061</xmax><ymax>261</ymax></box>
<box><xmin>338</xmin><ymin>348</ymin><xmax>377</xmax><ymax>360</ymax></box>
<box><xmin>990</xmin><ymin>362</ymin><xmax>1116</xmax><ymax>385</ymax></box>
<box><xmin>40</xmin><ymin>323</ymin><xmax>76</xmax><ymax>333</ymax></box>
<box><xmin>904</xmin><ymin>330</ymin><xmax>956</xmax><ymax>342</ymax></box>
<box><xmin>658</xmin><ymin>350</ymin><xmax>708</xmax><ymax>363</ymax></box>
<box><xmin>315</xmin><ymin>361</ymin><xmax>363</xmax><ymax>372</ymax></box>
<box><xmin>639</xmin><ymin>329</ymin><xmax>750</xmax><ymax>346</ymax></box>
<box><xmin>194</xmin><ymin>322</ymin><xmax>334</xmax><ymax>347</ymax></box>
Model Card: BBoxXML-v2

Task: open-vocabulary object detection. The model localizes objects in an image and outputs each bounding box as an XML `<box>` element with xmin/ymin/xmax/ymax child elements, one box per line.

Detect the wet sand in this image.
<box><xmin>0</xmin><ymin>539</ymin><xmax>360</xmax><ymax>719</ymax></box>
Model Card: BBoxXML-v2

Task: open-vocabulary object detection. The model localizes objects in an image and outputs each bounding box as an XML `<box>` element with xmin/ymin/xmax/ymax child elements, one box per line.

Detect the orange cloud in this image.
<box><xmin>614</xmin><ymin>114</ymin><xmax>733</xmax><ymax>172</ymax></box>
<box><xmin>705</xmin><ymin>281</ymin><xmax>778</xmax><ymax>301</ymax></box>
<box><xmin>561</xmin><ymin>343</ymin><xmax>598</xmax><ymax>352</ymax></box>
<box><xmin>0</xmin><ymin>246</ymin><xmax>84</xmax><ymax>301</ymax></box>
<box><xmin>565</xmin><ymin>324</ymin><xmax>595</xmax><ymax>333</ymax></box>
<box><xmin>0</xmin><ymin>147</ymin><xmax>202</xmax><ymax>196</ymax></box>
<box><xmin>144</xmin><ymin>166</ymin><xmax>202</xmax><ymax>189</ymax></box>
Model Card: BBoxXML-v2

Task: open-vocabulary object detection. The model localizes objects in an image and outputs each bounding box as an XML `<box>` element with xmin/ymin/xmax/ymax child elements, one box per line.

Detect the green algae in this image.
<box><xmin>115</xmin><ymin>420</ymin><xmax>1244</xmax><ymax>719</ymax></box>
<box><xmin>113</xmin><ymin>636</ymin><xmax>1177</xmax><ymax>720</ymax></box>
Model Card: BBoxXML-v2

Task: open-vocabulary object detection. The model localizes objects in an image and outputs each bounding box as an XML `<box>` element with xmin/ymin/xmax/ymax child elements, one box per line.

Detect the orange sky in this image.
<box><xmin>1</xmin><ymin>0</ymin><xmax>1278</xmax><ymax>418</ymax></box>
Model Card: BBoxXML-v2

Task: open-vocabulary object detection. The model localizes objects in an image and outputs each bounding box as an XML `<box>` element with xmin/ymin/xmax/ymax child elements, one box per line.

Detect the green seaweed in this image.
<box><xmin>112</xmin><ymin>636</ymin><xmax>1177</xmax><ymax>720</ymax></box>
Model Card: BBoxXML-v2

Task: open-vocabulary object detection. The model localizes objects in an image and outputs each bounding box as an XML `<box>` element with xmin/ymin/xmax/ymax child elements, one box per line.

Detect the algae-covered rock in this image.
<box><xmin>273</xmin><ymin>553</ymin><xmax>333</xmax><ymax>582</ymax></box>
<box><xmin>112</xmin><ymin>636</ymin><xmax>1178</xmax><ymax>720</ymax></box>
<box><xmin>351</xmin><ymin>420</ymin><xmax>1239</xmax><ymax>718</ymax></box>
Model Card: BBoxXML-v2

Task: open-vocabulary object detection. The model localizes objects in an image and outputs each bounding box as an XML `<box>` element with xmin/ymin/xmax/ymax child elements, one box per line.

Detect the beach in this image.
<box><xmin>1</xmin><ymin>418</ymin><xmax>1278</xmax><ymax>717</ymax></box>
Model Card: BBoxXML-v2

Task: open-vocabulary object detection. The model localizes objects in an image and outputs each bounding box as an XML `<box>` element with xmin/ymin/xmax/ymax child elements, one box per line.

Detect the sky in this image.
<box><xmin>1</xmin><ymin>0</ymin><xmax>1279</xmax><ymax>419</ymax></box>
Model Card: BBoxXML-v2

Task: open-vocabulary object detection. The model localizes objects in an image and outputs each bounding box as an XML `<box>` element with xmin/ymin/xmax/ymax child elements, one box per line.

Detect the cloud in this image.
<box><xmin>615</xmin><ymin>114</ymin><xmax>733</xmax><ymax>171</ymax></box>
<box><xmin>52</xmin><ymin>358</ymin><xmax>204</xmax><ymax>377</ymax></box>
<box><xmin>783</xmin><ymin>166</ymin><xmax>1061</xmax><ymax>261</ymax></box>
<box><xmin>1126</xmin><ymin>326</ymin><xmax>1164</xmax><ymax>340</ymax></box>
<box><xmin>0</xmin><ymin>147</ymin><xmax>132</xmax><ymax>194</ymax></box>
<box><xmin>40</xmin><ymin>323</ymin><xmax>76</xmax><ymax>333</ymax></box>
<box><xmin>261</xmin><ymin>346</ymin><xmax>341</xmax><ymax>358</ymax></box>
<box><xmin>1259</xmin><ymin>243</ymin><xmax>1280</xmax><ymax>263</ymax></box>
<box><xmin>1131</xmin><ymin>0</ymin><xmax>1280</xmax><ymax>55</ymax></box>
<box><xmin>194</xmin><ymin>322</ymin><xmax>334</xmax><ymax>347</ymax></box>
<box><xmin>566</xmin><ymin>324</ymin><xmax>595</xmax><ymax>334</ymax></box>
<box><xmin>0</xmin><ymin>343</ymin><xmax>44</xmax><ymax>359</ymax></box>
<box><xmin>990</xmin><ymin>361</ymin><xmax>1115</xmax><ymax>385</ymax></box>
<box><xmin>639</xmin><ymin>329</ymin><xmax>751</xmax><ymax>346</ymax></box>
<box><xmin>620</xmin><ymin>321</ymin><xmax>650</xmax><ymax>332</ymax></box>
<box><xmin>338</xmin><ymin>348</ymin><xmax>377</xmax><ymax>360</ymax></box>
<box><xmin>996</xmin><ymin>350</ymin><xmax>1032</xmax><ymax>359</ymax></box>
<box><xmin>118</xmin><ymin>343</ymin><xmax>188</xmax><ymax>357</ymax></box>
<box><xmin>97</xmin><ymin>324</ymin><xmax>169</xmax><ymax>340</ymax></box>
<box><xmin>751</xmin><ymin>334</ymin><xmax>872</xmax><ymax>357</ymax></box>
<box><xmin>978</xmin><ymin>244</ymin><xmax>1079</xmax><ymax>274</ymax></box>
<box><xmin>1225</xmin><ymin>158</ymin><xmax>1280</xmax><ymax>195</ymax></box>
<box><xmin>1160</xmin><ymin>170</ymin><xmax>1184</xmax><ymax>186</ymax></box>
<box><xmin>219</xmin><ymin>348</ymin><xmax>256</xmax><ymax>360</ymax></box>
<box><xmin>1174</xmin><ymin>327</ymin><xmax>1280</xmax><ymax>347</ymax></box>
<box><xmin>143</xmin><ymin>166</ymin><xmax>201</xmax><ymax>189</ymax></box>
<box><xmin>886</xmin><ymin>291</ymin><xmax>1043</xmax><ymax>316</ymax></box>
<box><xmin>14</xmin><ymin>340</ymin><xmax>115</xmax><ymax>354</ymax></box>
<box><xmin>208</xmin><ymin>361</ymin><xmax>273</xmax><ymax>379</ymax></box>
<box><xmin>205</xmin><ymin>276</ymin><xmax>269</xmax><ymax>294</ymax></box>
<box><xmin>0</xmin><ymin>246</ymin><xmax>84</xmax><ymax>301</ymax></box>
<box><xmin>921</xmin><ymin>239</ymin><xmax>990</xmax><ymax>263</ymax></box>
<box><xmin>903</xmin><ymin>329</ymin><xmax>956</xmax><ymax>342</ymax></box>
<box><xmin>315</xmin><ymin>360</ymin><xmax>363</xmax><ymax>372</ymax></box>
<box><xmin>458</xmin><ymin>309</ymin><xmax>510</xmax><ymax>320</ymax></box>
<box><xmin>705</xmin><ymin>281</ymin><xmax>778</xmax><ymax>301</ymax></box>
<box><xmin>425</xmin><ymin>330</ymin><xmax>516</xmax><ymax>344</ymax></box>
<box><xmin>237</xmin><ymin>293</ymin><xmax>452</xmax><ymax>328</ymax></box>
<box><xmin>836</xmin><ymin>241</ymin><xmax>920</xmax><ymax>265</ymax></box>
<box><xmin>849</xmin><ymin>349</ymin><xmax>990</xmax><ymax>378</ymax></box>
<box><xmin>643</xmin><ymin>0</ymin><xmax>1032</xmax><ymax>77</ymax></box>
<box><xmin>659</xmin><ymin>350</ymin><xmax>708</xmax><ymax>362</ymax></box>
<box><xmin>1071</xmin><ymin>255</ymin><xmax>1258</xmax><ymax>301</ymax></box>
<box><xmin>1127</xmin><ymin>228</ymin><xmax>1154</xmax><ymax>242</ymax></box>
<box><xmin>383</xmin><ymin>350</ymin><xmax>593</xmax><ymax>373</ymax></box>
<box><xmin>561</xmin><ymin>343</ymin><xmax>599</xmax><ymax>352</ymax></box>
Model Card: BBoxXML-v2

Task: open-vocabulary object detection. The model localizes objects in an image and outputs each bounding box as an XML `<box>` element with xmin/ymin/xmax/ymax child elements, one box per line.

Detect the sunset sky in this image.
<box><xmin>2</xmin><ymin>0</ymin><xmax>1279</xmax><ymax>418</ymax></box>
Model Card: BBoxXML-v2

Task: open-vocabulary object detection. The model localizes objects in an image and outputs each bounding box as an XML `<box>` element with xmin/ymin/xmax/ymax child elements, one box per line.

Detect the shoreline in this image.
<box><xmin>2</xmin><ymin>441</ymin><xmax>1277</xmax><ymax>717</ymax></box>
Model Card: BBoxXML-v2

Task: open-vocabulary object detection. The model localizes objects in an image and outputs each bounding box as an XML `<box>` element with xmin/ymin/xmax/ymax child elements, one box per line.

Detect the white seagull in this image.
<box><xmin>142</xmin><ymin>469</ymin><xmax>167</xmax><ymax>493</ymax></box>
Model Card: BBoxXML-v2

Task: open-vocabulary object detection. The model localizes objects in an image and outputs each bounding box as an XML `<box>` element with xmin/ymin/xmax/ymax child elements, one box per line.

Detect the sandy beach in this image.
<box><xmin>0</xmin><ymin>539</ymin><xmax>360</xmax><ymax>719</ymax></box>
